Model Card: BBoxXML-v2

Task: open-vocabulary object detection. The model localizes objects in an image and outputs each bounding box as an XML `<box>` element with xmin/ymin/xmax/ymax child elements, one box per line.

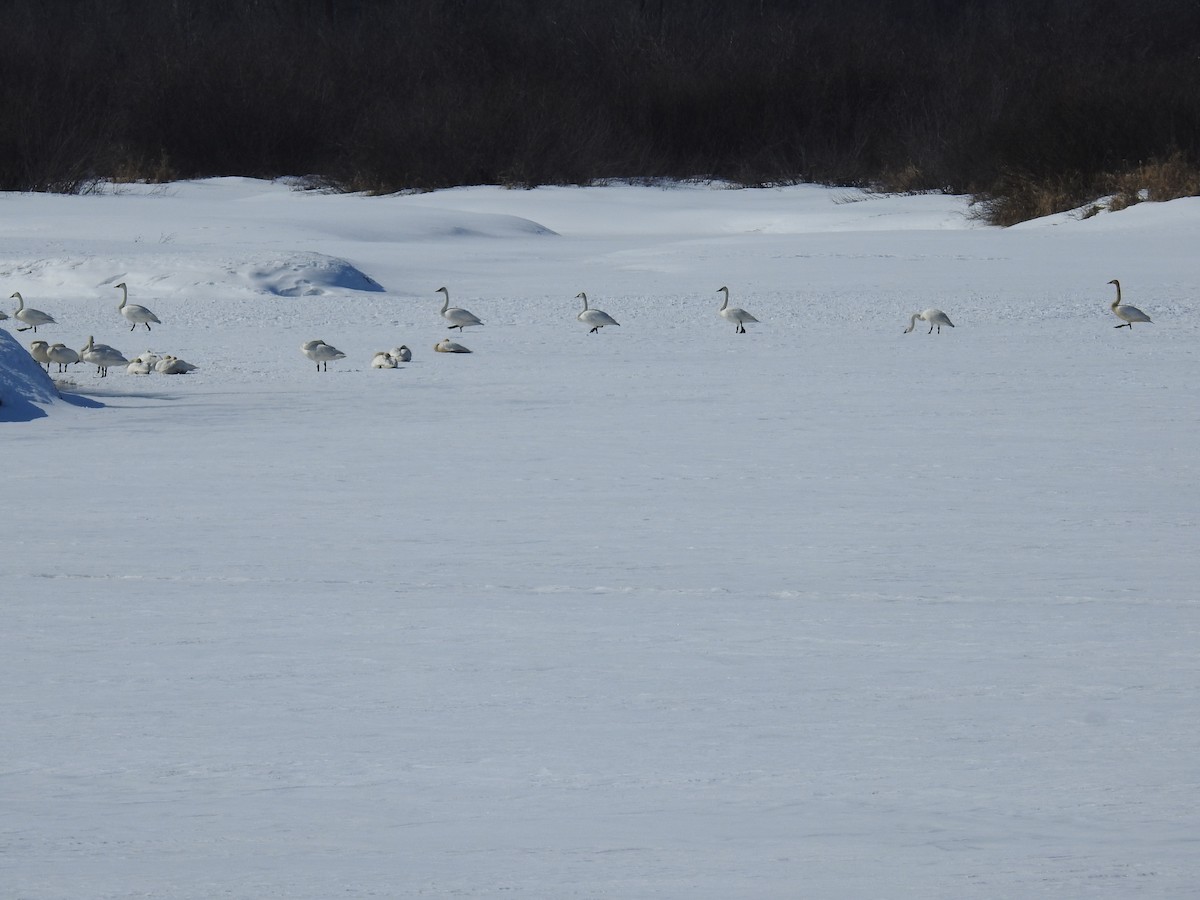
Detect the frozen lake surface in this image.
<box><xmin>2</xmin><ymin>180</ymin><xmax>1198</xmax><ymax>897</ymax></box>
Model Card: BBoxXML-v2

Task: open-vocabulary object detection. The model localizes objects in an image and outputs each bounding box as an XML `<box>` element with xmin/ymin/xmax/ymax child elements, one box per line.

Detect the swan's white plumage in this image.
<box><xmin>127</xmin><ymin>359</ymin><xmax>152</xmax><ymax>375</ymax></box>
<box><xmin>156</xmin><ymin>355</ymin><xmax>198</xmax><ymax>374</ymax></box>
<box><xmin>390</xmin><ymin>345</ymin><xmax>412</xmax><ymax>363</ymax></box>
<box><xmin>1108</xmin><ymin>279</ymin><xmax>1152</xmax><ymax>328</ymax></box>
<box><xmin>434</xmin><ymin>337</ymin><xmax>472</xmax><ymax>353</ymax></box>
<box><xmin>576</xmin><ymin>292</ymin><xmax>620</xmax><ymax>333</ymax></box>
<box><xmin>437</xmin><ymin>287</ymin><xmax>483</xmax><ymax>330</ymax></box>
<box><xmin>80</xmin><ymin>335</ymin><xmax>129</xmax><ymax>376</ymax></box>
<box><xmin>29</xmin><ymin>340</ymin><xmax>51</xmax><ymax>370</ymax></box>
<box><xmin>46</xmin><ymin>343</ymin><xmax>80</xmax><ymax>372</ymax></box>
<box><xmin>115</xmin><ymin>282</ymin><xmax>162</xmax><ymax>331</ymax></box>
<box><xmin>717</xmin><ymin>286</ymin><xmax>758</xmax><ymax>333</ymax></box>
<box><xmin>904</xmin><ymin>308</ymin><xmax>955</xmax><ymax>334</ymax></box>
<box><xmin>302</xmin><ymin>339</ymin><xmax>346</xmax><ymax>371</ymax></box>
<box><xmin>371</xmin><ymin>351</ymin><xmax>397</xmax><ymax>369</ymax></box>
<box><xmin>11</xmin><ymin>292</ymin><xmax>56</xmax><ymax>333</ymax></box>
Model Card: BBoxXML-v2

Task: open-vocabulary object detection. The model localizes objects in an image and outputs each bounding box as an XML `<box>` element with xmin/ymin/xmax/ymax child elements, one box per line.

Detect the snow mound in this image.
<box><xmin>237</xmin><ymin>253</ymin><xmax>386</xmax><ymax>296</ymax></box>
<box><xmin>0</xmin><ymin>327</ymin><xmax>59</xmax><ymax>421</ymax></box>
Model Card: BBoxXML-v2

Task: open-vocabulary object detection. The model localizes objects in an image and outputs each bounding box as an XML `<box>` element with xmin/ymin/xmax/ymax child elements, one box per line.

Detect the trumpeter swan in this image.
<box><xmin>46</xmin><ymin>343</ymin><xmax>80</xmax><ymax>372</ymax></box>
<box><xmin>576</xmin><ymin>292</ymin><xmax>620</xmax><ymax>333</ymax></box>
<box><xmin>127</xmin><ymin>358</ymin><xmax>152</xmax><ymax>375</ymax></box>
<box><xmin>390</xmin><ymin>345</ymin><xmax>412</xmax><ymax>363</ymax></box>
<box><xmin>717</xmin><ymin>286</ymin><xmax>758</xmax><ymax>333</ymax></box>
<box><xmin>1108</xmin><ymin>279</ymin><xmax>1152</xmax><ymax>329</ymax></box>
<box><xmin>301</xmin><ymin>339</ymin><xmax>346</xmax><ymax>371</ymax></box>
<box><xmin>371</xmin><ymin>351</ymin><xmax>397</xmax><ymax>369</ymax></box>
<box><xmin>155</xmin><ymin>355</ymin><xmax>198</xmax><ymax>374</ymax></box>
<box><xmin>10</xmin><ymin>292</ymin><xmax>56</xmax><ymax>333</ymax></box>
<box><xmin>436</xmin><ymin>287</ymin><xmax>483</xmax><ymax>330</ymax></box>
<box><xmin>904</xmin><ymin>308</ymin><xmax>955</xmax><ymax>334</ymax></box>
<box><xmin>80</xmin><ymin>336</ymin><xmax>129</xmax><ymax>377</ymax></box>
<box><xmin>434</xmin><ymin>337</ymin><xmax>472</xmax><ymax>353</ymax></box>
<box><xmin>29</xmin><ymin>340</ymin><xmax>51</xmax><ymax>370</ymax></box>
<box><xmin>114</xmin><ymin>282</ymin><xmax>162</xmax><ymax>331</ymax></box>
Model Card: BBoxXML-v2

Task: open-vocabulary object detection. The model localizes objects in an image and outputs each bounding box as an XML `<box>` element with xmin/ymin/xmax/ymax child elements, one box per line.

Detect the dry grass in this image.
<box><xmin>973</xmin><ymin>152</ymin><xmax>1200</xmax><ymax>226</ymax></box>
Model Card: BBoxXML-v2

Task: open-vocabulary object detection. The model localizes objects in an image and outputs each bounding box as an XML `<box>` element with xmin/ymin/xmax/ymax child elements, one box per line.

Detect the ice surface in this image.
<box><xmin>2</xmin><ymin>180</ymin><xmax>1197</xmax><ymax>898</ymax></box>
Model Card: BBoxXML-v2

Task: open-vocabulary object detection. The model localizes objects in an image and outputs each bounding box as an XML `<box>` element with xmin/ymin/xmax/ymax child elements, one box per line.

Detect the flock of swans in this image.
<box><xmin>7</xmin><ymin>284</ymin><xmax>194</xmax><ymax>378</ymax></box>
<box><xmin>6</xmin><ymin>280</ymin><xmax>1156</xmax><ymax>381</ymax></box>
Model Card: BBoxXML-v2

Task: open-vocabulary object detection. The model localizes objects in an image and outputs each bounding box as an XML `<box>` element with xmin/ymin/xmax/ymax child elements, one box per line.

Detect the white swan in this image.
<box><xmin>80</xmin><ymin>336</ymin><xmax>129</xmax><ymax>377</ymax></box>
<box><xmin>115</xmin><ymin>282</ymin><xmax>162</xmax><ymax>331</ymax></box>
<box><xmin>46</xmin><ymin>343</ymin><xmax>80</xmax><ymax>372</ymax></box>
<box><xmin>11</xmin><ymin>292</ymin><xmax>56</xmax><ymax>333</ymax></box>
<box><xmin>301</xmin><ymin>339</ymin><xmax>346</xmax><ymax>371</ymax></box>
<box><xmin>29</xmin><ymin>340</ymin><xmax>51</xmax><ymax>370</ymax></box>
<box><xmin>1108</xmin><ymin>279</ymin><xmax>1152</xmax><ymax>329</ymax></box>
<box><xmin>434</xmin><ymin>337</ymin><xmax>472</xmax><ymax>353</ymax></box>
<box><xmin>436</xmin><ymin>287</ymin><xmax>483</xmax><ymax>330</ymax></box>
<box><xmin>371</xmin><ymin>351</ymin><xmax>398</xmax><ymax>369</ymax></box>
<box><xmin>717</xmin><ymin>286</ymin><xmax>758</xmax><ymax>333</ymax></box>
<box><xmin>576</xmin><ymin>292</ymin><xmax>620</xmax><ymax>333</ymax></box>
<box><xmin>904</xmin><ymin>308</ymin><xmax>955</xmax><ymax>334</ymax></box>
<box><xmin>390</xmin><ymin>345</ymin><xmax>412</xmax><ymax>363</ymax></box>
<box><xmin>155</xmin><ymin>355</ymin><xmax>198</xmax><ymax>374</ymax></box>
<box><xmin>127</xmin><ymin>359</ymin><xmax>152</xmax><ymax>375</ymax></box>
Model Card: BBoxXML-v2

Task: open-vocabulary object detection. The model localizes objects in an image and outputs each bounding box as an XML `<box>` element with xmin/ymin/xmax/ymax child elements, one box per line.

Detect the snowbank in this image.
<box><xmin>0</xmin><ymin>327</ymin><xmax>59</xmax><ymax>421</ymax></box>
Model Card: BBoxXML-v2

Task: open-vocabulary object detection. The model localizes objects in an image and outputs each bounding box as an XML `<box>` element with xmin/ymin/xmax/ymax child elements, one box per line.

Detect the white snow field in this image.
<box><xmin>2</xmin><ymin>179</ymin><xmax>1198</xmax><ymax>898</ymax></box>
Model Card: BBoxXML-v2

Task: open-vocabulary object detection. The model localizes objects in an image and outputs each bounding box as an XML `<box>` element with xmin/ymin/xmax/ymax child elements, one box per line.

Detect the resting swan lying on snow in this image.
<box><xmin>434</xmin><ymin>337</ymin><xmax>471</xmax><ymax>353</ymax></box>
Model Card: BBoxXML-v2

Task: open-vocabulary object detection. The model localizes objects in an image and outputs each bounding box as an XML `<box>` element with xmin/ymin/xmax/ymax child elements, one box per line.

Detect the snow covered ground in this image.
<box><xmin>2</xmin><ymin>179</ymin><xmax>1198</xmax><ymax>898</ymax></box>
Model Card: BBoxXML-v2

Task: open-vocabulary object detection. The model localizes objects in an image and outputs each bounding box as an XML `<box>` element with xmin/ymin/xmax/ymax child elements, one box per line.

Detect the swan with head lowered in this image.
<box><xmin>436</xmin><ymin>287</ymin><xmax>483</xmax><ymax>331</ymax></box>
<box><xmin>80</xmin><ymin>336</ymin><xmax>129</xmax><ymax>377</ymax></box>
<box><xmin>434</xmin><ymin>337</ymin><xmax>472</xmax><ymax>353</ymax></box>
<box><xmin>114</xmin><ymin>282</ymin><xmax>162</xmax><ymax>331</ymax></box>
<box><xmin>371</xmin><ymin>351</ymin><xmax>398</xmax><ymax>369</ymax></box>
<box><xmin>155</xmin><ymin>355</ymin><xmax>198</xmax><ymax>374</ymax></box>
<box><xmin>29</xmin><ymin>340</ymin><xmax>52</xmax><ymax>371</ymax></box>
<box><xmin>1107</xmin><ymin>279</ymin><xmax>1152</xmax><ymax>329</ymax></box>
<box><xmin>10</xmin><ymin>292</ymin><xmax>56</xmax><ymax>333</ymax></box>
<box><xmin>390</xmin><ymin>345</ymin><xmax>412</xmax><ymax>363</ymax></box>
<box><xmin>904</xmin><ymin>308</ymin><xmax>955</xmax><ymax>334</ymax></box>
<box><xmin>717</xmin><ymin>286</ymin><xmax>758</xmax><ymax>333</ymax></box>
<box><xmin>46</xmin><ymin>343</ymin><xmax>81</xmax><ymax>372</ymax></box>
<box><xmin>301</xmin><ymin>339</ymin><xmax>346</xmax><ymax>371</ymax></box>
<box><xmin>576</xmin><ymin>292</ymin><xmax>620</xmax><ymax>333</ymax></box>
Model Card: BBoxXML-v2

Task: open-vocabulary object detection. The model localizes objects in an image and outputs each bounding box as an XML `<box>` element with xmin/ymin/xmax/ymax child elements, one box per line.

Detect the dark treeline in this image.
<box><xmin>3</xmin><ymin>0</ymin><xmax>1200</xmax><ymax>215</ymax></box>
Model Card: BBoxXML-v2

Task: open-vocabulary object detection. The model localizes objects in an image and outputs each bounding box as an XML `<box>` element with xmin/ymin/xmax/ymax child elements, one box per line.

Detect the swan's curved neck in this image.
<box><xmin>579</xmin><ymin>292</ymin><xmax>589</xmax><ymax>311</ymax></box>
<box><xmin>1111</xmin><ymin>280</ymin><xmax>1122</xmax><ymax>307</ymax></box>
<box><xmin>718</xmin><ymin>287</ymin><xmax>730</xmax><ymax>311</ymax></box>
<box><xmin>116</xmin><ymin>283</ymin><xmax>128</xmax><ymax>309</ymax></box>
<box><xmin>13</xmin><ymin>292</ymin><xmax>23</xmax><ymax>312</ymax></box>
<box><xmin>438</xmin><ymin>288</ymin><xmax>450</xmax><ymax>314</ymax></box>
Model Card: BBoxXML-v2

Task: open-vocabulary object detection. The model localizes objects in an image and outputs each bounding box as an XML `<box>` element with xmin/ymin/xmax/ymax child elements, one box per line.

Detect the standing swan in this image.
<box><xmin>115</xmin><ymin>283</ymin><xmax>162</xmax><ymax>331</ymax></box>
<box><xmin>29</xmin><ymin>340</ymin><xmax>52</xmax><ymax>370</ymax></box>
<box><xmin>301</xmin><ymin>339</ymin><xmax>346</xmax><ymax>372</ymax></box>
<box><xmin>80</xmin><ymin>336</ymin><xmax>129</xmax><ymax>377</ymax></box>
<box><xmin>436</xmin><ymin>287</ymin><xmax>483</xmax><ymax>331</ymax></box>
<box><xmin>10</xmin><ymin>292</ymin><xmax>56</xmax><ymax>333</ymax></box>
<box><xmin>1108</xmin><ymin>279</ymin><xmax>1152</xmax><ymax>329</ymax></box>
<box><xmin>904</xmin><ymin>309</ymin><xmax>955</xmax><ymax>334</ymax></box>
<box><xmin>576</xmin><ymin>292</ymin><xmax>620</xmax><ymax>333</ymax></box>
<box><xmin>717</xmin><ymin>286</ymin><xmax>758</xmax><ymax>334</ymax></box>
<box><xmin>46</xmin><ymin>343</ymin><xmax>81</xmax><ymax>372</ymax></box>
